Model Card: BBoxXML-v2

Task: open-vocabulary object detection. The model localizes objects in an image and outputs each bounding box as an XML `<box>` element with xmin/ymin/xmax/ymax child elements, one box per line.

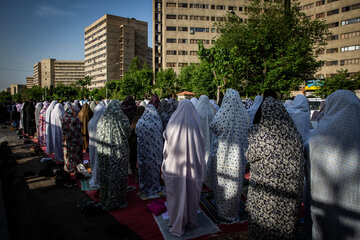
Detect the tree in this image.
<box><xmin>315</xmin><ymin>70</ymin><xmax>360</xmax><ymax>98</ymax></box>
<box><xmin>0</xmin><ymin>91</ymin><xmax>12</xmax><ymax>103</ymax></box>
<box><xmin>198</xmin><ymin>41</ymin><xmax>246</xmax><ymax>103</ymax></box>
<box><xmin>214</xmin><ymin>0</ymin><xmax>330</xmax><ymax>96</ymax></box>
<box><xmin>20</xmin><ymin>86</ymin><xmax>44</xmax><ymax>101</ymax></box>
<box><xmin>12</xmin><ymin>93</ymin><xmax>22</xmax><ymax>103</ymax></box>
<box><xmin>77</xmin><ymin>76</ymin><xmax>91</xmax><ymax>100</ymax></box>
<box><xmin>52</xmin><ymin>84</ymin><xmax>79</xmax><ymax>101</ymax></box>
<box><xmin>154</xmin><ymin>68</ymin><xmax>180</xmax><ymax>99</ymax></box>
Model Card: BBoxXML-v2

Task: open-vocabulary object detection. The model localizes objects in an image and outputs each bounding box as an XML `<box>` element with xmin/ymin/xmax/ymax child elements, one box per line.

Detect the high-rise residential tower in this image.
<box><xmin>32</xmin><ymin>59</ymin><xmax>84</xmax><ymax>88</ymax></box>
<box><xmin>299</xmin><ymin>0</ymin><xmax>360</xmax><ymax>78</ymax></box>
<box><xmin>153</xmin><ymin>0</ymin><xmax>247</xmax><ymax>74</ymax></box>
<box><xmin>84</xmin><ymin>14</ymin><xmax>148</xmax><ymax>90</ymax></box>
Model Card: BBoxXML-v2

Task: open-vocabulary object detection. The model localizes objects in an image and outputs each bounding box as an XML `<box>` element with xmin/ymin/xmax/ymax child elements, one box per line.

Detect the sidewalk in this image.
<box><xmin>0</xmin><ymin>126</ymin><xmax>140</xmax><ymax>240</ymax></box>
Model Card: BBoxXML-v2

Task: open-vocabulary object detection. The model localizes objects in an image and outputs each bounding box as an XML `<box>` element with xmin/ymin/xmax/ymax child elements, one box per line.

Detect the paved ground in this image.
<box><xmin>0</xmin><ymin>125</ymin><xmax>141</xmax><ymax>240</ymax></box>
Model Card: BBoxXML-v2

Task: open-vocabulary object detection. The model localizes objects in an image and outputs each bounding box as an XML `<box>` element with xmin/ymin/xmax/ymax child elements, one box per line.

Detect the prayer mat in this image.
<box><xmin>154</xmin><ymin>209</ymin><xmax>220</xmax><ymax>240</ymax></box>
<box><xmin>200</xmin><ymin>179</ymin><xmax>249</xmax><ymax>224</ymax></box>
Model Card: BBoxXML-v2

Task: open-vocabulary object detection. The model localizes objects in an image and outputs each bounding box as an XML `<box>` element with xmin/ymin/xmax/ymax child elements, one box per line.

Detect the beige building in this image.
<box><xmin>55</xmin><ymin>61</ymin><xmax>85</xmax><ymax>86</ymax></box>
<box><xmin>33</xmin><ymin>62</ymin><xmax>41</xmax><ymax>87</ymax></box>
<box><xmin>153</xmin><ymin>0</ymin><xmax>247</xmax><ymax>74</ymax></box>
<box><xmin>299</xmin><ymin>0</ymin><xmax>360</xmax><ymax>78</ymax></box>
<box><xmin>154</xmin><ymin>0</ymin><xmax>359</xmax><ymax>78</ymax></box>
<box><xmin>85</xmin><ymin>14</ymin><xmax>148</xmax><ymax>90</ymax></box>
<box><xmin>26</xmin><ymin>76</ymin><xmax>34</xmax><ymax>88</ymax></box>
<box><xmin>10</xmin><ymin>84</ymin><xmax>26</xmax><ymax>95</ymax></box>
<box><xmin>32</xmin><ymin>59</ymin><xmax>84</xmax><ymax>88</ymax></box>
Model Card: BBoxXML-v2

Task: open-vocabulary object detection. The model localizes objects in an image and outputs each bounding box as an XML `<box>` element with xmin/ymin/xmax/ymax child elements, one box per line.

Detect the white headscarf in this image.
<box><xmin>209</xmin><ymin>99</ymin><xmax>220</xmax><ymax>112</ymax></box>
<box><xmin>195</xmin><ymin>95</ymin><xmax>215</xmax><ymax>165</ymax></box>
<box><xmin>50</xmin><ymin>103</ymin><xmax>65</xmax><ymax>161</ymax></box>
<box><xmin>309</xmin><ymin>90</ymin><xmax>360</xmax><ymax>239</ymax></box>
<box><xmin>286</xmin><ymin>95</ymin><xmax>311</xmax><ymax>144</ymax></box>
<box><xmin>162</xmin><ymin>99</ymin><xmax>205</xmax><ymax>237</ymax></box>
<box><xmin>88</xmin><ymin>102</ymin><xmax>106</xmax><ymax>188</ymax></box>
<box><xmin>205</xmin><ymin>88</ymin><xmax>250</xmax><ymax>222</ymax></box>
<box><xmin>247</xmin><ymin>95</ymin><xmax>263</xmax><ymax>124</ymax></box>
<box><xmin>190</xmin><ymin>97</ymin><xmax>198</xmax><ymax>106</ymax></box>
<box><xmin>45</xmin><ymin>100</ymin><xmax>58</xmax><ymax>154</ymax></box>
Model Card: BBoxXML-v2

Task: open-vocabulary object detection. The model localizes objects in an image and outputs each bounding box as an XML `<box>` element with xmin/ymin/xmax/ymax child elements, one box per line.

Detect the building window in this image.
<box><xmin>190</xmin><ymin>27</ymin><xmax>207</xmax><ymax>33</ymax></box>
<box><xmin>316</xmin><ymin>0</ymin><xmax>325</xmax><ymax>6</ymax></box>
<box><xmin>178</xmin><ymin>15</ymin><xmax>188</xmax><ymax>20</ymax></box>
<box><xmin>211</xmin><ymin>5</ymin><xmax>215</xmax><ymax>9</ymax></box>
<box><xmin>325</xmin><ymin>61</ymin><xmax>338</xmax><ymax>66</ymax></box>
<box><xmin>178</xmin><ymin>51</ymin><xmax>188</xmax><ymax>55</ymax></box>
<box><xmin>327</xmin><ymin>0</ymin><xmax>338</xmax><ymax>3</ymax></box>
<box><xmin>327</xmin><ymin>9</ymin><xmax>339</xmax><ymax>16</ymax></box>
<box><xmin>342</xmin><ymin>17</ymin><xmax>360</xmax><ymax>26</ymax></box>
<box><xmin>190</xmin><ymin>51</ymin><xmax>198</xmax><ymax>55</ymax></box>
<box><xmin>166</xmin><ymin>26</ymin><xmax>176</xmax><ymax>31</ymax></box>
<box><xmin>216</xmin><ymin>5</ymin><xmax>225</xmax><ymax>10</ymax></box>
<box><xmin>166</xmin><ymin>2</ymin><xmax>176</xmax><ymax>7</ymax></box>
<box><xmin>340</xmin><ymin>31</ymin><xmax>360</xmax><ymax>39</ymax></box>
<box><xmin>327</xmin><ymin>22</ymin><xmax>339</xmax><ymax>28</ymax></box>
<box><xmin>178</xmin><ymin>26</ymin><xmax>188</xmax><ymax>31</ymax></box>
<box><xmin>178</xmin><ymin>3</ymin><xmax>188</xmax><ymax>8</ymax></box>
<box><xmin>190</xmin><ymin>4</ymin><xmax>209</xmax><ymax>9</ymax></box>
<box><xmin>166</xmin><ymin>62</ymin><xmax>176</xmax><ymax>67</ymax></box>
<box><xmin>316</xmin><ymin>12</ymin><xmax>325</xmax><ymax>19</ymax></box>
<box><xmin>178</xmin><ymin>39</ymin><xmax>187</xmax><ymax>43</ymax></box>
<box><xmin>216</xmin><ymin>17</ymin><xmax>225</xmax><ymax>21</ymax></box>
<box><xmin>211</xmin><ymin>28</ymin><xmax>216</xmax><ymax>33</ymax></box>
<box><xmin>340</xmin><ymin>58</ymin><xmax>360</xmax><ymax>66</ymax></box>
<box><xmin>341</xmin><ymin>45</ymin><xmax>360</xmax><ymax>52</ymax></box>
<box><xmin>342</xmin><ymin>3</ymin><xmax>360</xmax><ymax>12</ymax></box>
<box><xmin>239</xmin><ymin>7</ymin><xmax>243</xmax><ymax>11</ymax></box>
<box><xmin>302</xmin><ymin>3</ymin><xmax>314</xmax><ymax>10</ymax></box>
<box><xmin>178</xmin><ymin>63</ymin><xmax>188</xmax><ymax>67</ymax></box>
<box><xmin>326</xmin><ymin>48</ymin><xmax>338</xmax><ymax>53</ymax></box>
<box><xmin>228</xmin><ymin>6</ymin><xmax>237</xmax><ymax>11</ymax></box>
<box><xmin>166</xmin><ymin>38</ymin><xmax>176</xmax><ymax>43</ymax></box>
<box><xmin>167</xmin><ymin>14</ymin><xmax>176</xmax><ymax>19</ymax></box>
<box><xmin>166</xmin><ymin>50</ymin><xmax>177</xmax><ymax>55</ymax></box>
<box><xmin>327</xmin><ymin>34</ymin><xmax>339</xmax><ymax>40</ymax></box>
<box><xmin>211</xmin><ymin>16</ymin><xmax>215</xmax><ymax>21</ymax></box>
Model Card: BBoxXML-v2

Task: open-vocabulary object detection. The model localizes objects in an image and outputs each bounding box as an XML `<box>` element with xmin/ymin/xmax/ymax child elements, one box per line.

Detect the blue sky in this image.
<box><xmin>0</xmin><ymin>0</ymin><xmax>152</xmax><ymax>90</ymax></box>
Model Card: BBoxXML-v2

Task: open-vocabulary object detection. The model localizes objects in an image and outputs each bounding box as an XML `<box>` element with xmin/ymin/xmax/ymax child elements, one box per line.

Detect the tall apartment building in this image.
<box><xmin>55</xmin><ymin>61</ymin><xmax>85</xmax><ymax>86</ymax></box>
<box><xmin>84</xmin><ymin>14</ymin><xmax>148</xmax><ymax>90</ymax></box>
<box><xmin>33</xmin><ymin>62</ymin><xmax>41</xmax><ymax>87</ymax></box>
<box><xmin>153</xmin><ymin>0</ymin><xmax>247</xmax><ymax>74</ymax></box>
<box><xmin>299</xmin><ymin>0</ymin><xmax>360</xmax><ymax>78</ymax></box>
<box><xmin>32</xmin><ymin>59</ymin><xmax>85</xmax><ymax>88</ymax></box>
<box><xmin>26</xmin><ymin>76</ymin><xmax>34</xmax><ymax>88</ymax></box>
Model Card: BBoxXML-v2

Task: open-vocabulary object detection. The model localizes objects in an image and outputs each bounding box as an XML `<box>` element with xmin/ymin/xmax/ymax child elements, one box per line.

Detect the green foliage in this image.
<box><xmin>198</xmin><ymin>41</ymin><xmax>246</xmax><ymax>103</ymax></box>
<box><xmin>90</xmin><ymin>88</ymin><xmax>106</xmax><ymax>101</ymax></box>
<box><xmin>214</xmin><ymin>0</ymin><xmax>330</xmax><ymax>95</ymax></box>
<box><xmin>106</xmin><ymin>58</ymin><xmax>154</xmax><ymax>100</ymax></box>
<box><xmin>315</xmin><ymin>70</ymin><xmax>360</xmax><ymax>98</ymax></box>
<box><xmin>77</xmin><ymin>76</ymin><xmax>92</xmax><ymax>88</ymax></box>
<box><xmin>12</xmin><ymin>93</ymin><xmax>22</xmax><ymax>103</ymax></box>
<box><xmin>0</xmin><ymin>91</ymin><xmax>12</xmax><ymax>103</ymax></box>
<box><xmin>20</xmin><ymin>86</ymin><xmax>44</xmax><ymax>101</ymax></box>
<box><xmin>154</xmin><ymin>68</ymin><xmax>180</xmax><ymax>99</ymax></box>
<box><xmin>51</xmin><ymin>84</ymin><xmax>79</xmax><ymax>101</ymax></box>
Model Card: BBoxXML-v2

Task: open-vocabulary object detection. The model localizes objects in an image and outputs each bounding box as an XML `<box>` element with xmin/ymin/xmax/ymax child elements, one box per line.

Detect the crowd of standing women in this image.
<box><xmin>5</xmin><ymin>88</ymin><xmax>360</xmax><ymax>240</ymax></box>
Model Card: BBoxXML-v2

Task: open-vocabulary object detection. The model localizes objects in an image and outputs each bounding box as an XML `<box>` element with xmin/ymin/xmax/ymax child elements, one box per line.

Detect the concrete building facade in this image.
<box><xmin>32</xmin><ymin>59</ymin><xmax>85</xmax><ymax>88</ymax></box>
<box><xmin>55</xmin><ymin>61</ymin><xmax>85</xmax><ymax>86</ymax></box>
<box><xmin>299</xmin><ymin>0</ymin><xmax>360</xmax><ymax>78</ymax></box>
<box><xmin>10</xmin><ymin>84</ymin><xmax>26</xmax><ymax>95</ymax></box>
<box><xmin>84</xmin><ymin>14</ymin><xmax>148</xmax><ymax>90</ymax></box>
<box><xmin>153</xmin><ymin>0</ymin><xmax>247</xmax><ymax>74</ymax></box>
<box><xmin>26</xmin><ymin>77</ymin><xmax>34</xmax><ymax>89</ymax></box>
<box><xmin>154</xmin><ymin>0</ymin><xmax>359</xmax><ymax>79</ymax></box>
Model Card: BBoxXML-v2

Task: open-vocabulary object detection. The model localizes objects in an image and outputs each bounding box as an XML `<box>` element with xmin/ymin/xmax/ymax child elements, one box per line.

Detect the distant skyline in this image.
<box><xmin>0</xmin><ymin>0</ymin><xmax>152</xmax><ymax>90</ymax></box>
